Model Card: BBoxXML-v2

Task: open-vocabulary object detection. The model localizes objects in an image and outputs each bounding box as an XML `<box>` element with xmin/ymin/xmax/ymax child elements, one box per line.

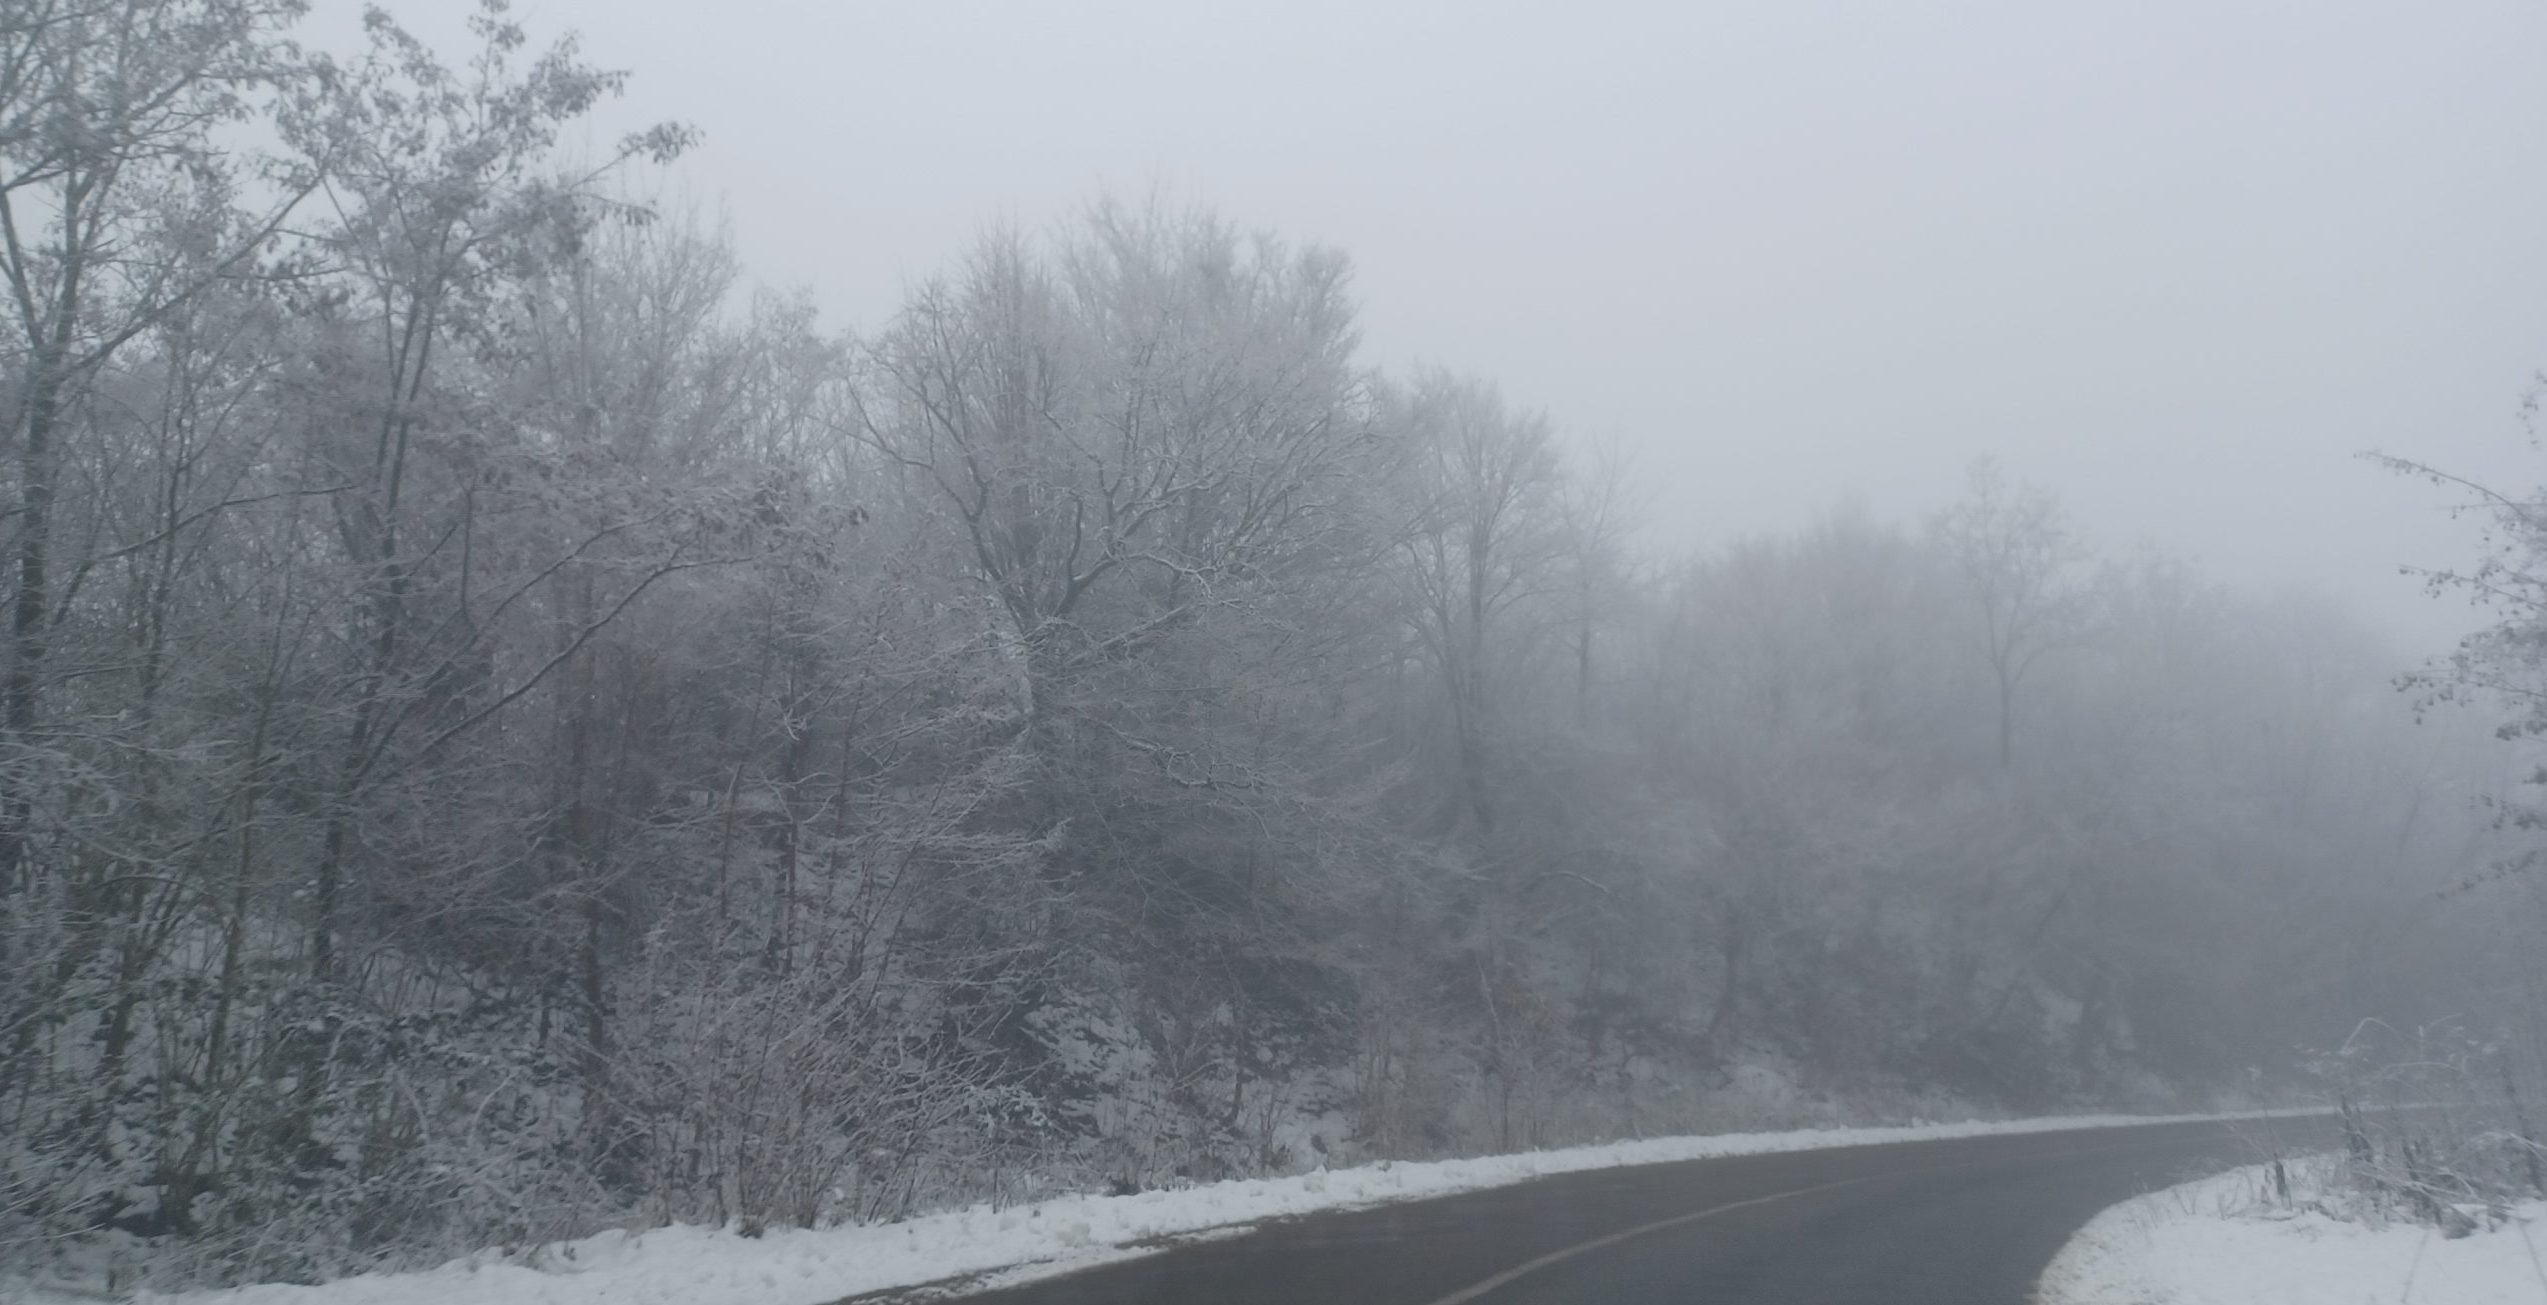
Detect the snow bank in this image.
<box><xmin>2038</xmin><ymin>1160</ymin><xmax>2547</xmax><ymax>1305</ymax></box>
<box><xmin>22</xmin><ymin>1110</ymin><xmax>2299</xmax><ymax>1305</ymax></box>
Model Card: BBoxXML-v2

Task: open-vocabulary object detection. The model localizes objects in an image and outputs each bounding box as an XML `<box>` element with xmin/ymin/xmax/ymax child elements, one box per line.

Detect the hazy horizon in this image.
<box><xmin>309</xmin><ymin>0</ymin><xmax>2547</xmax><ymax>653</ymax></box>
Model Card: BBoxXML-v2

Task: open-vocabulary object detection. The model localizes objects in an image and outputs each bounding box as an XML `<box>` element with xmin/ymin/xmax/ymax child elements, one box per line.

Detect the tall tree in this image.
<box><xmin>1387</xmin><ymin>370</ymin><xmax>1564</xmax><ymax>838</ymax></box>
<box><xmin>272</xmin><ymin>0</ymin><xmax>692</xmax><ymax>979</ymax></box>
<box><xmin>1934</xmin><ymin>457</ymin><xmax>2089</xmax><ymax>769</ymax></box>
<box><xmin>856</xmin><ymin>203</ymin><xmax>1372</xmax><ymax>818</ymax></box>
<box><xmin>0</xmin><ymin>0</ymin><xmax>309</xmax><ymax>892</ymax></box>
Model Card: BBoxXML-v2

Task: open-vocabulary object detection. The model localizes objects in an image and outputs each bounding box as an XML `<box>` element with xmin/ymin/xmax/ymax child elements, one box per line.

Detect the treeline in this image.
<box><xmin>0</xmin><ymin>0</ymin><xmax>2525</xmax><ymax>1287</ymax></box>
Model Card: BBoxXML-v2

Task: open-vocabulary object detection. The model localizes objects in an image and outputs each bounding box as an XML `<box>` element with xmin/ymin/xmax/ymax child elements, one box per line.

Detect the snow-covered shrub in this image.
<box><xmin>2299</xmin><ymin>1021</ymin><xmax>2547</xmax><ymax>1234</ymax></box>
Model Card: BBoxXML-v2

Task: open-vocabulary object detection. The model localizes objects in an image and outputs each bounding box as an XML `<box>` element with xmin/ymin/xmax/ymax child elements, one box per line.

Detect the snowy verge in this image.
<box><xmin>2036</xmin><ymin>1158</ymin><xmax>2547</xmax><ymax>1305</ymax></box>
<box><xmin>20</xmin><ymin>1109</ymin><xmax>2310</xmax><ymax>1305</ymax></box>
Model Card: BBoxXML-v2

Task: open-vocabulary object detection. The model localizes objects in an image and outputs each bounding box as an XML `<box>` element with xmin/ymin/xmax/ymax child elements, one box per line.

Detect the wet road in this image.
<box><xmin>847</xmin><ymin>1115</ymin><xmax>2327</xmax><ymax>1305</ymax></box>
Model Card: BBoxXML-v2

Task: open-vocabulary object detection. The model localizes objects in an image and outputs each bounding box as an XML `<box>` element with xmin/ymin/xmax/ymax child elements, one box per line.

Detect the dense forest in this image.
<box><xmin>1</xmin><ymin>1</ymin><xmax>2539</xmax><ymax>1289</ymax></box>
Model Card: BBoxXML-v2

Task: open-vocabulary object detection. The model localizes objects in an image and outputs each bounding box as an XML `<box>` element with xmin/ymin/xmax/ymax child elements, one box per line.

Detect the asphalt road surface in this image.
<box><xmin>850</xmin><ymin>1115</ymin><xmax>2329</xmax><ymax>1305</ymax></box>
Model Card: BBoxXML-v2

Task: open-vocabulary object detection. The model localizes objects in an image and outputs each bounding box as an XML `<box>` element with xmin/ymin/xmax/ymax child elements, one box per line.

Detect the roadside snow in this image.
<box><xmin>2037</xmin><ymin>1161</ymin><xmax>2547</xmax><ymax>1305</ymax></box>
<box><xmin>20</xmin><ymin>1110</ymin><xmax>2306</xmax><ymax>1305</ymax></box>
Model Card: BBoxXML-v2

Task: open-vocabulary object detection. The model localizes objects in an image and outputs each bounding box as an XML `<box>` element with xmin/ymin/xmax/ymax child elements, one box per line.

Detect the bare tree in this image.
<box><xmin>0</xmin><ymin>0</ymin><xmax>310</xmax><ymax>892</ymax></box>
<box><xmin>1387</xmin><ymin>370</ymin><xmax>1565</xmax><ymax>837</ymax></box>
<box><xmin>272</xmin><ymin>0</ymin><xmax>694</xmax><ymax>980</ymax></box>
<box><xmin>1934</xmin><ymin>457</ymin><xmax>2089</xmax><ymax>770</ymax></box>
<box><xmin>855</xmin><ymin>203</ymin><xmax>1373</xmax><ymax>809</ymax></box>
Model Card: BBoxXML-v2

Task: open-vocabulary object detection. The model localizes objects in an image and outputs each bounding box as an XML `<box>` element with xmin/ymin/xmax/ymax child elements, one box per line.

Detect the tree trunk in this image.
<box><xmin>0</xmin><ymin>354</ymin><xmax>66</xmax><ymax>896</ymax></box>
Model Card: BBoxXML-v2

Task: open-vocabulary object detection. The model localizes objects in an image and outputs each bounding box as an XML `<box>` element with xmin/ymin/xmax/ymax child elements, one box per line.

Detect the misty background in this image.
<box><xmin>322</xmin><ymin>0</ymin><xmax>2547</xmax><ymax>646</ymax></box>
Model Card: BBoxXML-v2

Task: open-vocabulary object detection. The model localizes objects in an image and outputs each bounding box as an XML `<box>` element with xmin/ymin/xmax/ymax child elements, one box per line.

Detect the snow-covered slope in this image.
<box><xmin>2037</xmin><ymin>1160</ymin><xmax>2547</xmax><ymax>1305</ymax></box>
<box><xmin>9</xmin><ymin>1111</ymin><xmax>2302</xmax><ymax>1305</ymax></box>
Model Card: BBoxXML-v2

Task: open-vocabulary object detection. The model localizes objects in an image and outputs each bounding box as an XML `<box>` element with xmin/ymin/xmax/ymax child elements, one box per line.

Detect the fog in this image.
<box><xmin>8</xmin><ymin>1</ymin><xmax>2547</xmax><ymax>1292</ymax></box>
<box><xmin>341</xmin><ymin>0</ymin><xmax>2547</xmax><ymax>648</ymax></box>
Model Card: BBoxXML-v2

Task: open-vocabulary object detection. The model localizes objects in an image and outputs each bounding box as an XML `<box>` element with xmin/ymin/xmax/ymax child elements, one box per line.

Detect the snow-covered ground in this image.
<box><xmin>2038</xmin><ymin>1160</ymin><xmax>2547</xmax><ymax>1305</ymax></box>
<box><xmin>0</xmin><ymin>1109</ymin><xmax>2321</xmax><ymax>1305</ymax></box>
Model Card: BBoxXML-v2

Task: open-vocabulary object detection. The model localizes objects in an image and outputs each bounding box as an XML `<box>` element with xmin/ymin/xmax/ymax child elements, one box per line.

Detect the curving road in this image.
<box><xmin>846</xmin><ymin>1116</ymin><xmax>2328</xmax><ymax>1305</ymax></box>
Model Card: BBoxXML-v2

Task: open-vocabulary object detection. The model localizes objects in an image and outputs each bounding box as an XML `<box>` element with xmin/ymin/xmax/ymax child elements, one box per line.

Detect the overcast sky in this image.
<box><xmin>319</xmin><ymin>0</ymin><xmax>2547</xmax><ymax>652</ymax></box>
